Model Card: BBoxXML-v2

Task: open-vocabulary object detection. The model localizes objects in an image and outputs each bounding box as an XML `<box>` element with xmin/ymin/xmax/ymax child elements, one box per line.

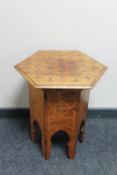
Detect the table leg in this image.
<box><xmin>68</xmin><ymin>134</ymin><xmax>77</xmax><ymax>159</ymax></box>
<box><xmin>42</xmin><ymin>135</ymin><xmax>51</xmax><ymax>160</ymax></box>
<box><xmin>30</xmin><ymin>119</ymin><xmax>36</xmax><ymax>142</ymax></box>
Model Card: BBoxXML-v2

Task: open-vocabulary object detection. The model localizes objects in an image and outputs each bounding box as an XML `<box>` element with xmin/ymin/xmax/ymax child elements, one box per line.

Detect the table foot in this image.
<box><xmin>42</xmin><ymin>137</ymin><xmax>51</xmax><ymax>160</ymax></box>
<box><xmin>67</xmin><ymin>136</ymin><xmax>77</xmax><ymax>159</ymax></box>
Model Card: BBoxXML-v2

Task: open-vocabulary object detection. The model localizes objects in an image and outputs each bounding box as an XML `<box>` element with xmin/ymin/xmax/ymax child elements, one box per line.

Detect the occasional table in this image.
<box><xmin>15</xmin><ymin>50</ymin><xmax>107</xmax><ymax>159</ymax></box>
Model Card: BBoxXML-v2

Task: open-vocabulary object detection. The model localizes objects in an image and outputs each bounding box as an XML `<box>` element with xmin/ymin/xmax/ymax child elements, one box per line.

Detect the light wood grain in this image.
<box><xmin>15</xmin><ymin>50</ymin><xmax>107</xmax><ymax>159</ymax></box>
<box><xmin>15</xmin><ymin>50</ymin><xmax>107</xmax><ymax>89</ymax></box>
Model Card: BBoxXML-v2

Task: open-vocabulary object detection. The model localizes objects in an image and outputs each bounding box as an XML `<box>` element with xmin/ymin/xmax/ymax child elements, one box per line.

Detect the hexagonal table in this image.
<box><xmin>15</xmin><ymin>50</ymin><xmax>107</xmax><ymax>159</ymax></box>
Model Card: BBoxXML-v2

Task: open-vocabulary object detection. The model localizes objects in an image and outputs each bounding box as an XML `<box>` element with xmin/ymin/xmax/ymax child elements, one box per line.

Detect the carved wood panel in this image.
<box><xmin>45</xmin><ymin>90</ymin><xmax>80</xmax><ymax>129</ymax></box>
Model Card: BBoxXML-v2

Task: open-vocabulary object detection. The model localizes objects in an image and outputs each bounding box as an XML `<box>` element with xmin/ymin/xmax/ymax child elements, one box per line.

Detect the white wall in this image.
<box><xmin>0</xmin><ymin>0</ymin><xmax>117</xmax><ymax>108</ymax></box>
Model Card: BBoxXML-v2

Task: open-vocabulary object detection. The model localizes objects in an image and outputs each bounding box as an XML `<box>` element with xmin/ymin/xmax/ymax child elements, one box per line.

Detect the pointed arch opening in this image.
<box><xmin>51</xmin><ymin>130</ymin><xmax>70</xmax><ymax>156</ymax></box>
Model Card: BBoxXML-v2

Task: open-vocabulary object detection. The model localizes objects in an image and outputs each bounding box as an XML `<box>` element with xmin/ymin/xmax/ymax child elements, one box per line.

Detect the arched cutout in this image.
<box><xmin>51</xmin><ymin>130</ymin><xmax>70</xmax><ymax>156</ymax></box>
<box><xmin>51</xmin><ymin>130</ymin><xmax>70</xmax><ymax>143</ymax></box>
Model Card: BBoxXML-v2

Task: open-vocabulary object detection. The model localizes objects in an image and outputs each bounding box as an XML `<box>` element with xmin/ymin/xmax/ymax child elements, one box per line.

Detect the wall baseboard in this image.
<box><xmin>0</xmin><ymin>108</ymin><xmax>117</xmax><ymax>118</ymax></box>
<box><xmin>88</xmin><ymin>109</ymin><xmax>117</xmax><ymax>118</ymax></box>
<box><xmin>0</xmin><ymin>108</ymin><xmax>29</xmax><ymax>119</ymax></box>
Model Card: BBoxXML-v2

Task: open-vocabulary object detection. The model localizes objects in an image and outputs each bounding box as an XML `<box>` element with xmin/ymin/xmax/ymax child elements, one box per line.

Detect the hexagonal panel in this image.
<box><xmin>15</xmin><ymin>50</ymin><xmax>107</xmax><ymax>89</ymax></box>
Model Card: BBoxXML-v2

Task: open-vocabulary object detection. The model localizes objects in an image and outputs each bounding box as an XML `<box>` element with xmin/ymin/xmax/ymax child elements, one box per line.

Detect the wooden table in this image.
<box><xmin>15</xmin><ymin>50</ymin><xmax>107</xmax><ymax>159</ymax></box>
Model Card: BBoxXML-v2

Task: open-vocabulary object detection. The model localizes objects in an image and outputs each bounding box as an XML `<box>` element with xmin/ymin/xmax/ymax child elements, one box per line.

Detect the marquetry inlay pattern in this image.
<box><xmin>47</xmin><ymin>91</ymin><xmax>78</xmax><ymax>118</ymax></box>
<box><xmin>46</xmin><ymin>90</ymin><xmax>79</xmax><ymax>129</ymax></box>
<box><xmin>15</xmin><ymin>50</ymin><xmax>107</xmax><ymax>89</ymax></box>
<box><xmin>15</xmin><ymin>50</ymin><xmax>107</xmax><ymax>159</ymax></box>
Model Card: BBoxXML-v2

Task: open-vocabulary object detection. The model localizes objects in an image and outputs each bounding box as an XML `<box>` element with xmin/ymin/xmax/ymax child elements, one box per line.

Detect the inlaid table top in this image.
<box><xmin>15</xmin><ymin>50</ymin><xmax>107</xmax><ymax>89</ymax></box>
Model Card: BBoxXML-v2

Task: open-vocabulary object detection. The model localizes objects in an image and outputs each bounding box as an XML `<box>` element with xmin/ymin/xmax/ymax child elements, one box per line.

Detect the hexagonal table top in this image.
<box><xmin>15</xmin><ymin>50</ymin><xmax>107</xmax><ymax>89</ymax></box>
